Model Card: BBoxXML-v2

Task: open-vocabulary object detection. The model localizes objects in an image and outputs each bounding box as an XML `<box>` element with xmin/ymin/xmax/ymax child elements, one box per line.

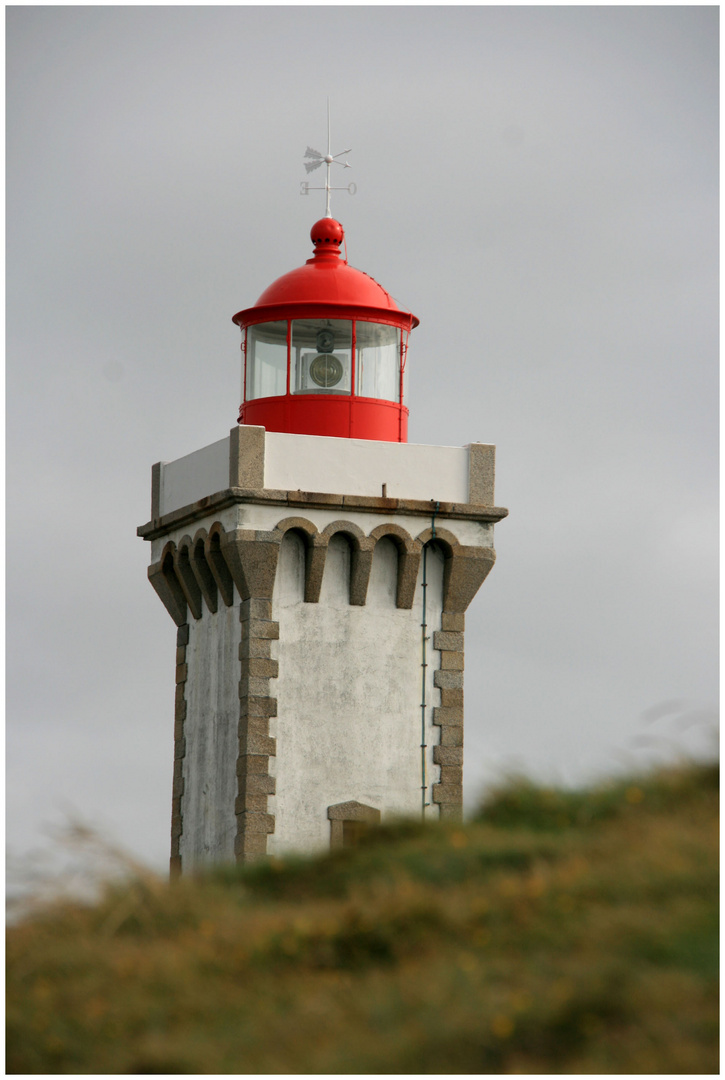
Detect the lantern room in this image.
<box><xmin>232</xmin><ymin>217</ymin><xmax>419</xmax><ymax>442</ymax></box>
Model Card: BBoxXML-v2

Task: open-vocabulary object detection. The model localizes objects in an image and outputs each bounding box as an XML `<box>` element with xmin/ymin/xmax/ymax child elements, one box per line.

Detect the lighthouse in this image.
<box><xmin>138</xmin><ymin>212</ymin><xmax>508</xmax><ymax>873</ymax></box>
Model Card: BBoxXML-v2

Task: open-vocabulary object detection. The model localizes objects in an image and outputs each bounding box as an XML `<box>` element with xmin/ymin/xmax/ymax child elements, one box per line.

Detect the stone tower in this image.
<box><xmin>138</xmin><ymin>216</ymin><xmax>507</xmax><ymax>871</ymax></box>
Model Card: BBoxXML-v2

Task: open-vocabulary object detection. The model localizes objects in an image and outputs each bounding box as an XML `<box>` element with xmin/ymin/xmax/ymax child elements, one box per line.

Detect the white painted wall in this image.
<box><xmin>265</xmin><ymin>431</ymin><xmax>470</xmax><ymax>503</ymax></box>
<box><xmin>268</xmin><ymin>531</ymin><xmax>444</xmax><ymax>856</ymax></box>
<box><xmin>159</xmin><ymin>437</ymin><xmax>228</xmax><ymax>517</ymax></box>
<box><xmin>179</xmin><ymin>592</ymin><xmax>241</xmax><ymax>869</ymax></box>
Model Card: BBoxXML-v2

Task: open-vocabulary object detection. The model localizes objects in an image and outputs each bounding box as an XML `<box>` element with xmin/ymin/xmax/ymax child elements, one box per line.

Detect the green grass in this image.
<box><xmin>7</xmin><ymin>762</ymin><xmax>718</xmax><ymax>1074</ymax></box>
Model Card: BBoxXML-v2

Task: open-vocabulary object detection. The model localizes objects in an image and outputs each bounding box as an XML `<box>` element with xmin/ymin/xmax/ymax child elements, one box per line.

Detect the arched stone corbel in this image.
<box><xmin>416</xmin><ymin>526</ymin><xmax>459</xmax><ymax>615</ymax></box>
<box><xmin>396</xmin><ymin>541</ymin><xmax>423</xmax><ymax>609</ymax></box>
<box><xmin>190</xmin><ymin>528</ymin><xmax>218</xmax><ymax>614</ymax></box>
<box><xmin>415</xmin><ymin>526</ymin><xmax>495</xmax><ymax>613</ymax></box>
<box><xmin>205</xmin><ymin>525</ymin><xmax>235</xmax><ymax>608</ymax></box>
<box><xmin>219</xmin><ymin>527</ymin><xmax>281</xmax><ymax>601</ymax></box>
<box><xmin>174</xmin><ymin>537</ymin><xmax>203</xmax><ymax>620</ymax></box>
<box><xmin>148</xmin><ymin>544</ymin><xmax>188</xmax><ymax>627</ymax></box>
<box><xmin>273</xmin><ymin>517</ymin><xmax>325</xmax><ymax>604</ymax></box>
<box><xmin>442</xmin><ymin>546</ymin><xmax>496</xmax><ymax>614</ymax></box>
<box><xmin>369</xmin><ymin>523</ymin><xmax>421</xmax><ymax>610</ymax></box>
<box><xmin>322</xmin><ymin>520</ymin><xmax>375</xmax><ymax>606</ymax></box>
<box><xmin>350</xmin><ymin>538</ymin><xmax>375</xmax><ymax>606</ymax></box>
<box><xmin>305</xmin><ymin>536</ymin><xmax>328</xmax><ymax>604</ymax></box>
<box><xmin>273</xmin><ymin>516</ymin><xmax>319</xmax><ymax>541</ymax></box>
<box><xmin>415</xmin><ymin>525</ymin><xmax>461</xmax><ymax>552</ymax></box>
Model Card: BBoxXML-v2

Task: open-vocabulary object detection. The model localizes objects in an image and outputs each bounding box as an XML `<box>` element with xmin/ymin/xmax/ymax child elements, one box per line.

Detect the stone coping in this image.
<box><xmin>138</xmin><ymin>487</ymin><xmax>509</xmax><ymax>542</ymax></box>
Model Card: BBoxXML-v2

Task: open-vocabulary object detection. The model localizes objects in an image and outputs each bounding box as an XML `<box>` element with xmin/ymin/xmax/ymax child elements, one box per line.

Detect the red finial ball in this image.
<box><xmin>310</xmin><ymin>217</ymin><xmax>344</xmax><ymax>250</ymax></box>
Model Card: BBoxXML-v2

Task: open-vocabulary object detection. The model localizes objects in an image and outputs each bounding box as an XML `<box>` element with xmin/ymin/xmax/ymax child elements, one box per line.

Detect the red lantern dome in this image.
<box><xmin>232</xmin><ymin>218</ymin><xmax>419</xmax><ymax>442</ymax></box>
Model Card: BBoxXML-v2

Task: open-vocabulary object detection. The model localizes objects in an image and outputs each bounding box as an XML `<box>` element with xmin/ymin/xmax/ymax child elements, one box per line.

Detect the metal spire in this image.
<box><xmin>302</xmin><ymin>99</ymin><xmax>355</xmax><ymax>217</ymax></box>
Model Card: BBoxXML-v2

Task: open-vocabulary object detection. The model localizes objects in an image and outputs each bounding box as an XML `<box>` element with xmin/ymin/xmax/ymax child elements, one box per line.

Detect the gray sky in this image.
<box><xmin>7</xmin><ymin>6</ymin><xmax>718</xmax><ymax>879</ymax></box>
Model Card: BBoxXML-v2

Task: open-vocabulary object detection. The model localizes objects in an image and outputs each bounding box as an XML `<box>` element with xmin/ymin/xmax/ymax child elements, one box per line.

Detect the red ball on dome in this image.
<box><xmin>310</xmin><ymin>217</ymin><xmax>344</xmax><ymax>247</ymax></box>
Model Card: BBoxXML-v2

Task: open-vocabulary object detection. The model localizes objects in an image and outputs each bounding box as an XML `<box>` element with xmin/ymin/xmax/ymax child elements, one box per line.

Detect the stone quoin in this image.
<box><xmin>138</xmin><ymin>216</ymin><xmax>508</xmax><ymax>871</ymax></box>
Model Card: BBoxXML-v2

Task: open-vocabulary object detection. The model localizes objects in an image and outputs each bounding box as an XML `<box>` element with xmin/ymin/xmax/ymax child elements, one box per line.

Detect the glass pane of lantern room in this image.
<box><xmin>355</xmin><ymin>323</ymin><xmax>400</xmax><ymax>402</ymax></box>
<box><xmin>291</xmin><ymin>319</ymin><xmax>352</xmax><ymax>394</ymax></box>
<box><xmin>246</xmin><ymin>321</ymin><xmax>288</xmax><ymax>400</ymax></box>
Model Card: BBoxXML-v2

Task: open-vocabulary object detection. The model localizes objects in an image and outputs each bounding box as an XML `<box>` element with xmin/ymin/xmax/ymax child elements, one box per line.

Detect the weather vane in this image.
<box><xmin>301</xmin><ymin>99</ymin><xmax>356</xmax><ymax>218</ymax></box>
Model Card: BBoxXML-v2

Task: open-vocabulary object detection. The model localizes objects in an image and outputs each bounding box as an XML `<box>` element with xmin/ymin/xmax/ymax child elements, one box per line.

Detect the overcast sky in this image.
<box><xmin>7</xmin><ymin>6</ymin><xmax>718</xmax><ymax>883</ymax></box>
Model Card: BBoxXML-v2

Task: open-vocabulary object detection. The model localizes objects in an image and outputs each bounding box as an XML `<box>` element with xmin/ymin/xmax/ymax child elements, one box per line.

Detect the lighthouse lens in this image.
<box><xmin>310</xmin><ymin>353</ymin><xmax>344</xmax><ymax>387</ymax></box>
<box><xmin>292</xmin><ymin>319</ymin><xmax>351</xmax><ymax>394</ymax></box>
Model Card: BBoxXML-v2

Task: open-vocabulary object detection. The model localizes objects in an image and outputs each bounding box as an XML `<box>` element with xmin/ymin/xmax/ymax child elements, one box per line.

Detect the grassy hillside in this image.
<box><xmin>7</xmin><ymin>762</ymin><xmax>718</xmax><ymax>1074</ymax></box>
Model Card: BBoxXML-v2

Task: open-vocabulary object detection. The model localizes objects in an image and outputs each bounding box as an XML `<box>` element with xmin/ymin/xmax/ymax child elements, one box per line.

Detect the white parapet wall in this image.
<box><xmin>156</xmin><ymin>428</ymin><xmax>485</xmax><ymax>517</ymax></box>
<box><xmin>159</xmin><ymin>437</ymin><xmax>229</xmax><ymax>518</ymax></box>
<box><xmin>264</xmin><ymin>432</ymin><xmax>469</xmax><ymax>503</ymax></box>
